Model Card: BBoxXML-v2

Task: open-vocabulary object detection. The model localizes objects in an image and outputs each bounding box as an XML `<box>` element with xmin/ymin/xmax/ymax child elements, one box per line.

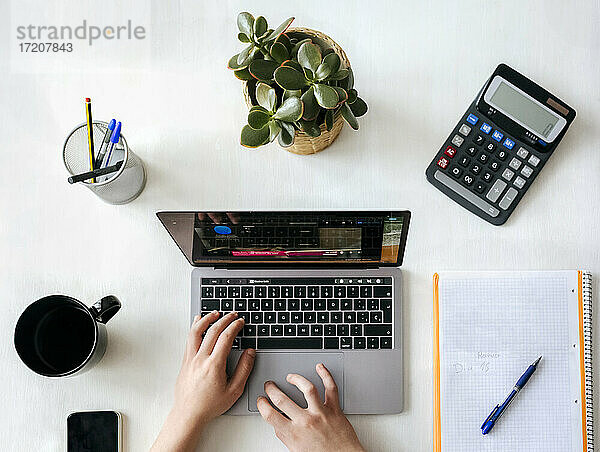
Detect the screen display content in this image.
<box><xmin>191</xmin><ymin>212</ymin><xmax>408</xmax><ymax>265</ymax></box>
<box><xmin>489</xmin><ymin>81</ymin><xmax>559</xmax><ymax>139</ymax></box>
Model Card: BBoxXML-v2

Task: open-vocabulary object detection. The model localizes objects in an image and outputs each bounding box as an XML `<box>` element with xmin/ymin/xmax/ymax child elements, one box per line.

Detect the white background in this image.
<box><xmin>1</xmin><ymin>1</ymin><xmax>598</xmax><ymax>451</ymax></box>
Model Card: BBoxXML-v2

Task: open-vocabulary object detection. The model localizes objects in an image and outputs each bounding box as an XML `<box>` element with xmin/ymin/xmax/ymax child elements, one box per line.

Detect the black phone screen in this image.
<box><xmin>67</xmin><ymin>411</ymin><xmax>119</xmax><ymax>452</ymax></box>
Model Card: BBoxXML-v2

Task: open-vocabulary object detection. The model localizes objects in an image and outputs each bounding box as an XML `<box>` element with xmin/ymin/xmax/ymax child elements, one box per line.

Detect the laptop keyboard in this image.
<box><xmin>199</xmin><ymin>277</ymin><xmax>394</xmax><ymax>350</ymax></box>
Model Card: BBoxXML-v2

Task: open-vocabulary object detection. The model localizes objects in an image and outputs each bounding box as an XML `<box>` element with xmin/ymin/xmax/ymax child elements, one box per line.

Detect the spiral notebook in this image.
<box><xmin>433</xmin><ymin>271</ymin><xmax>593</xmax><ymax>452</ymax></box>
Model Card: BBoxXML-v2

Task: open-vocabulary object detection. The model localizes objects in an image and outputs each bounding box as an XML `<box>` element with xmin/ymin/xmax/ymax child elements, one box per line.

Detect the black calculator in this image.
<box><xmin>426</xmin><ymin>64</ymin><xmax>576</xmax><ymax>225</ymax></box>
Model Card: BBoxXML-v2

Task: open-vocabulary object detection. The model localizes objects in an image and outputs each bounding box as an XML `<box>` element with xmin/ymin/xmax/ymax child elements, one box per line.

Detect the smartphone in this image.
<box><xmin>67</xmin><ymin>410</ymin><xmax>122</xmax><ymax>452</ymax></box>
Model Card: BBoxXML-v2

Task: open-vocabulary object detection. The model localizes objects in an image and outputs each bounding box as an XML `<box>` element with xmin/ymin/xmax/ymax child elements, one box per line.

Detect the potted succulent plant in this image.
<box><xmin>228</xmin><ymin>13</ymin><xmax>368</xmax><ymax>155</ymax></box>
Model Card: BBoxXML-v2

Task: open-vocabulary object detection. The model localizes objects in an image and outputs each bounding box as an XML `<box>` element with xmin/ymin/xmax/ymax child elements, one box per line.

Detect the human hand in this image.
<box><xmin>151</xmin><ymin>312</ymin><xmax>255</xmax><ymax>452</ymax></box>
<box><xmin>257</xmin><ymin>363</ymin><xmax>365</xmax><ymax>452</ymax></box>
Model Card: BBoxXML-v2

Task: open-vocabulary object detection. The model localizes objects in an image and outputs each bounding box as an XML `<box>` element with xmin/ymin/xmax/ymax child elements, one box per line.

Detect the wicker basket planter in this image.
<box><xmin>243</xmin><ymin>27</ymin><xmax>350</xmax><ymax>155</ymax></box>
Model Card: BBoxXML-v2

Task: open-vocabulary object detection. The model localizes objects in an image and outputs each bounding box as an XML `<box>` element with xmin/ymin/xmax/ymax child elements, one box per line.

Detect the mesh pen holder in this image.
<box><xmin>63</xmin><ymin>121</ymin><xmax>146</xmax><ymax>204</ymax></box>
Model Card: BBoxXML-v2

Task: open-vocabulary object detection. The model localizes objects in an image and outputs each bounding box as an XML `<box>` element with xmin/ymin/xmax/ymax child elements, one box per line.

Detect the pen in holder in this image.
<box><xmin>63</xmin><ymin>121</ymin><xmax>146</xmax><ymax>204</ymax></box>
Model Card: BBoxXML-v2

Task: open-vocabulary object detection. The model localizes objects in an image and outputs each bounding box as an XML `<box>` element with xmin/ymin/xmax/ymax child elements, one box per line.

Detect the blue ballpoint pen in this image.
<box><xmin>481</xmin><ymin>356</ymin><xmax>542</xmax><ymax>435</ymax></box>
<box><xmin>95</xmin><ymin>119</ymin><xmax>116</xmax><ymax>168</ymax></box>
<box><xmin>101</xmin><ymin>121</ymin><xmax>121</xmax><ymax>168</ymax></box>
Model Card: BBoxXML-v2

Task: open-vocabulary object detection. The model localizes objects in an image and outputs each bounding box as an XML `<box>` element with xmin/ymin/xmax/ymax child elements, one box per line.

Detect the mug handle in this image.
<box><xmin>90</xmin><ymin>296</ymin><xmax>121</xmax><ymax>323</ymax></box>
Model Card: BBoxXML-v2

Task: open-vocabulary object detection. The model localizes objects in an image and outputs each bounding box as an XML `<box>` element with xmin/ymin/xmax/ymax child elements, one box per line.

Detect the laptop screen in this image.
<box><xmin>184</xmin><ymin>211</ymin><xmax>410</xmax><ymax>266</ymax></box>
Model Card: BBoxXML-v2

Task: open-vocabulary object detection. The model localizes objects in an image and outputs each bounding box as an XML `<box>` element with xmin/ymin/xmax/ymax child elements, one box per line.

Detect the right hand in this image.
<box><xmin>257</xmin><ymin>363</ymin><xmax>365</xmax><ymax>452</ymax></box>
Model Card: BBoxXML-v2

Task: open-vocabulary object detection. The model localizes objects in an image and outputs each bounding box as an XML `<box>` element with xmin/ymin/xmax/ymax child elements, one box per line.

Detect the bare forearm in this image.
<box><xmin>150</xmin><ymin>408</ymin><xmax>206</xmax><ymax>452</ymax></box>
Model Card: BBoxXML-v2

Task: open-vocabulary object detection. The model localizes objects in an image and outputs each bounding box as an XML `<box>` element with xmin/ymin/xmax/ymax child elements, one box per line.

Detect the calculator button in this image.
<box><xmin>480</xmin><ymin>123</ymin><xmax>492</xmax><ymax>134</ymax></box>
<box><xmin>502</xmin><ymin>168</ymin><xmax>514</xmax><ymax>181</ymax></box>
<box><xmin>444</xmin><ymin>146</ymin><xmax>457</xmax><ymax>158</ymax></box>
<box><xmin>467</xmin><ymin>114</ymin><xmax>479</xmax><ymax>125</ymax></box>
<box><xmin>470</xmin><ymin>164</ymin><xmax>481</xmax><ymax>175</ymax></box>
<box><xmin>474</xmin><ymin>181</ymin><xmax>487</xmax><ymax>194</ymax></box>
<box><xmin>497</xmin><ymin>150</ymin><xmax>508</xmax><ymax>161</ymax></box>
<box><xmin>513</xmin><ymin>176</ymin><xmax>526</xmax><ymax>189</ymax></box>
<box><xmin>485</xmin><ymin>142</ymin><xmax>496</xmax><ymax>153</ymax></box>
<box><xmin>473</xmin><ymin>135</ymin><xmax>485</xmax><ymax>145</ymax></box>
<box><xmin>478</xmin><ymin>153</ymin><xmax>489</xmax><ymax>164</ymax></box>
<box><xmin>491</xmin><ymin>130</ymin><xmax>504</xmax><ymax>142</ymax></box>
<box><xmin>482</xmin><ymin>171</ymin><xmax>493</xmax><ymax>182</ymax></box>
<box><xmin>462</xmin><ymin>174</ymin><xmax>474</xmax><ymax>186</ymax></box>
<box><xmin>516</xmin><ymin>147</ymin><xmax>529</xmax><ymax>159</ymax></box>
<box><xmin>459</xmin><ymin>124</ymin><xmax>472</xmax><ymax>136</ymax></box>
<box><xmin>434</xmin><ymin>170</ymin><xmax>499</xmax><ymax>218</ymax></box>
<box><xmin>465</xmin><ymin>146</ymin><xmax>478</xmax><ymax>156</ymax></box>
<box><xmin>489</xmin><ymin>160</ymin><xmax>501</xmax><ymax>172</ymax></box>
<box><xmin>521</xmin><ymin>165</ymin><xmax>534</xmax><ymax>178</ymax></box>
<box><xmin>451</xmin><ymin>135</ymin><xmax>464</xmax><ymax>147</ymax></box>
<box><xmin>503</xmin><ymin>138</ymin><xmax>515</xmax><ymax>149</ymax></box>
<box><xmin>437</xmin><ymin>157</ymin><xmax>450</xmax><ymax>169</ymax></box>
<box><xmin>499</xmin><ymin>188</ymin><xmax>518</xmax><ymax>210</ymax></box>
<box><xmin>486</xmin><ymin>179</ymin><xmax>507</xmax><ymax>203</ymax></box>
<box><xmin>509</xmin><ymin>158</ymin><xmax>522</xmax><ymax>171</ymax></box>
<box><xmin>458</xmin><ymin>156</ymin><xmax>471</xmax><ymax>167</ymax></box>
<box><xmin>528</xmin><ymin>155</ymin><xmax>540</xmax><ymax>166</ymax></box>
<box><xmin>450</xmin><ymin>166</ymin><xmax>462</xmax><ymax>178</ymax></box>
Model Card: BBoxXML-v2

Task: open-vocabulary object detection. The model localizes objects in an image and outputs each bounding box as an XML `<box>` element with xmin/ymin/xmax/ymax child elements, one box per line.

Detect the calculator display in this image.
<box><xmin>484</xmin><ymin>76</ymin><xmax>566</xmax><ymax>142</ymax></box>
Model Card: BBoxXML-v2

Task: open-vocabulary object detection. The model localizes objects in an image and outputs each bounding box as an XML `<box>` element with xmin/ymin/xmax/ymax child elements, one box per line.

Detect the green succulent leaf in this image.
<box><xmin>300</xmin><ymin>119</ymin><xmax>321</xmax><ymax>137</ymax></box>
<box><xmin>248</xmin><ymin>59</ymin><xmax>280</xmax><ymax>82</ymax></box>
<box><xmin>325</xmin><ymin>109</ymin><xmax>334</xmax><ymax>131</ymax></box>
<box><xmin>328</xmin><ymin>69</ymin><xmax>349</xmax><ymax>81</ymax></box>
<box><xmin>265</xmin><ymin>17</ymin><xmax>294</xmax><ymax>41</ymax></box>
<box><xmin>249</xmin><ymin>105</ymin><xmax>269</xmax><ymax>113</ymax></box>
<box><xmin>237</xmin><ymin>12</ymin><xmax>255</xmax><ymax>37</ymax></box>
<box><xmin>297</xmin><ymin>42</ymin><xmax>322</xmax><ymax>74</ymax></box>
<box><xmin>234</xmin><ymin>67</ymin><xmax>253</xmax><ymax>80</ymax></box>
<box><xmin>237</xmin><ymin>44</ymin><xmax>255</xmax><ymax>66</ymax></box>
<box><xmin>323</xmin><ymin>53</ymin><xmax>341</xmax><ymax>75</ymax></box>
<box><xmin>347</xmin><ymin>88</ymin><xmax>358</xmax><ymax>104</ymax></box>
<box><xmin>248</xmin><ymin>109</ymin><xmax>271</xmax><ymax>129</ymax></box>
<box><xmin>274</xmin><ymin>66</ymin><xmax>308</xmax><ymax>90</ymax></box>
<box><xmin>270</xmin><ymin>42</ymin><xmax>289</xmax><ymax>64</ymax></box>
<box><xmin>278</xmin><ymin>121</ymin><xmax>296</xmax><ymax>147</ymax></box>
<box><xmin>255</xmin><ymin>82</ymin><xmax>277</xmax><ymax>111</ymax></box>
<box><xmin>283</xmin><ymin>89</ymin><xmax>302</xmax><ymax>100</ymax></box>
<box><xmin>228</xmin><ymin>53</ymin><xmax>245</xmax><ymax>70</ymax></box>
<box><xmin>281</xmin><ymin>60</ymin><xmax>303</xmax><ymax>72</ymax></box>
<box><xmin>349</xmin><ymin>97</ymin><xmax>368</xmax><ymax>117</ymax></box>
<box><xmin>301</xmin><ymin>86</ymin><xmax>319</xmax><ymax>121</ymax></box>
<box><xmin>332</xmin><ymin>87</ymin><xmax>348</xmax><ymax>106</ymax></box>
<box><xmin>241</xmin><ymin>124</ymin><xmax>270</xmax><ymax>148</ymax></box>
<box><xmin>238</xmin><ymin>33</ymin><xmax>250</xmax><ymax>43</ymax></box>
<box><xmin>315</xmin><ymin>61</ymin><xmax>333</xmax><ymax>81</ymax></box>
<box><xmin>268</xmin><ymin>120</ymin><xmax>282</xmax><ymax>142</ymax></box>
<box><xmin>338</xmin><ymin>67</ymin><xmax>354</xmax><ymax>90</ymax></box>
<box><xmin>313</xmin><ymin>84</ymin><xmax>339</xmax><ymax>109</ymax></box>
<box><xmin>275</xmin><ymin>33</ymin><xmax>292</xmax><ymax>52</ymax></box>
<box><xmin>291</xmin><ymin>38</ymin><xmax>312</xmax><ymax>57</ymax></box>
<box><xmin>303</xmin><ymin>67</ymin><xmax>314</xmax><ymax>81</ymax></box>
<box><xmin>272</xmin><ymin>97</ymin><xmax>303</xmax><ymax>122</ymax></box>
<box><xmin>253</xmin><ymin>16</ymin><xmax>267</xmax><ymax>38</ymax></box>
<box><xmin>340</xmin><ymin>103</ymin><xmax>359</xmax><ymax>130</ymax></box>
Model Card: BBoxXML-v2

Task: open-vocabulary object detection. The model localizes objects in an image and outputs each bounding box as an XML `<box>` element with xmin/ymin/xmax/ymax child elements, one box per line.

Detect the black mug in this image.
<box><xmin>14</xmin><ymin>295</ymin><xmax>121</xmax><ymax>377</ymax></box>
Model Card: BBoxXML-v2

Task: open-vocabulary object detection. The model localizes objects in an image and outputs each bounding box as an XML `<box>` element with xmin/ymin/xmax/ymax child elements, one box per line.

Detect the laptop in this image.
<box><xmin>157</xmin><ymin>210</ymin><xmax>411</xmax><ymax>414</ymax></box>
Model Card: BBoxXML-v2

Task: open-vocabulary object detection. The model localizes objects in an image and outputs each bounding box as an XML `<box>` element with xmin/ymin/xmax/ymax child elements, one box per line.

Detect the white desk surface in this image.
<box><xmin>1</xmin><ymin>1</ymin><xmax>599</xmax><ymax>450</ymax></box>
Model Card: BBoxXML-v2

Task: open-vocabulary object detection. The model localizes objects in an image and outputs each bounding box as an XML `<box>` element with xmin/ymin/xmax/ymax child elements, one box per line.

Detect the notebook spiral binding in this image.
<box><xmin>582</xmin><ymin>272</ymin><xmax>593</xmax><ymax>451</ymax></box>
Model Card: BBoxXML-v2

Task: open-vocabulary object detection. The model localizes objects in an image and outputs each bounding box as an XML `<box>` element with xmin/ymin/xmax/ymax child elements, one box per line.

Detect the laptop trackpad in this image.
<box><xmin>248</xmin><ymin>352</ymin><xmax>344</xmax><ymax>412</ymax></box>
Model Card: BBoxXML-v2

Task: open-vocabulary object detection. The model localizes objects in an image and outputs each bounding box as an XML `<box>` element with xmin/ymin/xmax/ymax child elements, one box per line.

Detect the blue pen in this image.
<box><xmin>95</xmin><ymin>119</ymin><xmax>116</xmax><ymax>168</ymax></box>
<box><xmin>481</xmin><ymin>356</ymin><xmax>542</xmax><ymax>435</ymax></box>
<box><xmin>102</xmin><ymin>121</ymin><xmax>121</xmax><ymax>168</ymax></box>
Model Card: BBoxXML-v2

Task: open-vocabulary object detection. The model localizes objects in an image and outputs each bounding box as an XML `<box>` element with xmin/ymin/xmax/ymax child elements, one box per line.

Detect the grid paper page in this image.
<box><xmin>439</xmin><ymin>274</ymin><xmax>576</xmax><ymax>452</ymax></box>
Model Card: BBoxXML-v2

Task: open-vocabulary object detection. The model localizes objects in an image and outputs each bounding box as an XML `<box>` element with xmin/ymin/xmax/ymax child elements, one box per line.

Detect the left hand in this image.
<box><xmin>151</xmin><ymin>311</ymin><xmax>256</xmax><ymax>452</ymax></box>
